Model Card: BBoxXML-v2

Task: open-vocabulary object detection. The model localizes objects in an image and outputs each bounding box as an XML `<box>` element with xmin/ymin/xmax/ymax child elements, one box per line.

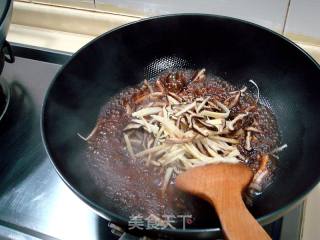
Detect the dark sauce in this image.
<box><xmin>85</xmin><ymin>70</ymin><xmax>280</xmax><ymax>227</ymax></box>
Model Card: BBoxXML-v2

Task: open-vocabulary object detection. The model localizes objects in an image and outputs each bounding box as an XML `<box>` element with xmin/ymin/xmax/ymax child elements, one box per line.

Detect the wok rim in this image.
<box><xmin>41</xmin><ymin>13</ymin><xmax>320</xmax><ymax>236</ymax></box>
<box><xmin>0</xmin><ymin>78</ymin><xmax>10</xmax><ymax>122</ymax></box>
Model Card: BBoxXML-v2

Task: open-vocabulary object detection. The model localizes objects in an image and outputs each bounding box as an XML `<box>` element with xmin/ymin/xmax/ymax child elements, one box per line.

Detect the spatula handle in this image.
<box><xmin>209</xmin><ymin>192</ymin><xmax>271</xmax><ymax>240</ymax></box>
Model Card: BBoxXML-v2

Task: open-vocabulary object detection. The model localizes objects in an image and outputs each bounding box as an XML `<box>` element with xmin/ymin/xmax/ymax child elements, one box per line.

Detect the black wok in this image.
<box><xmin>42</xmin><ymin>14</ymin><xmax>320</xmax><ymax>239</ymax></box>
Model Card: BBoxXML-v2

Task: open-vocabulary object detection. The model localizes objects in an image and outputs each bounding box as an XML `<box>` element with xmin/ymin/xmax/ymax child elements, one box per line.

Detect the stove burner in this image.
<box><xmin>0</xmin><ymin>41</ymin><xmax>14</xmax><ymax>124</ymax></box>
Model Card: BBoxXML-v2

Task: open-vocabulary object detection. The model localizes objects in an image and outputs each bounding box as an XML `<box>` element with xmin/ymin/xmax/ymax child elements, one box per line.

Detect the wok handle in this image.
<box><xmin>209</xmin><ymin>191</ymin><xmax>271</xmax><ymax>240</ymax></box>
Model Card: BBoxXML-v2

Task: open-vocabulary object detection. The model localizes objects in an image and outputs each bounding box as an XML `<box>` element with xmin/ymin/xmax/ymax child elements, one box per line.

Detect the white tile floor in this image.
<box><xmin>284</xmin><ymin>0</ymin><xmax>320</xmax><ymax>45</ymax></box>
<box><xmin>96</xmin><ymin>0</ymin><xmax>290</xmax><ymax>32</ymax></box>
<box><xmin>302</xmin><ymin>184</ymin><xmax>320</xmax><ymax>240</ymax></box>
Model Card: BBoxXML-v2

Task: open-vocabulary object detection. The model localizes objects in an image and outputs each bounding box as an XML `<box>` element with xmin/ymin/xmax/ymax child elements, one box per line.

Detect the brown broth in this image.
<box><xmin>85</xmin><ymin>70</ymin><xmax>280</xmax><ymax>226</ymax></box>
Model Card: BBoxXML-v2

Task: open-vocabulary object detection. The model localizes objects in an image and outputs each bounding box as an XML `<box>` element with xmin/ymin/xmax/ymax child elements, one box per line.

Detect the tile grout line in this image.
<box><xmin>282</xmin><ymin>0</ymin><xmax>291</xmax><ymax>34</ymax></box>
<box><xmin>21</xmin><ymin>1</ymin><xmax>142</xmax><ymax>19</ymax></box>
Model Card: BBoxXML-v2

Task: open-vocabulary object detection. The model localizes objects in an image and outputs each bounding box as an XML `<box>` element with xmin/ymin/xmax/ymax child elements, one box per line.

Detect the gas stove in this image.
<box><xmin>0</xmin><ymin>44</ymin><xmax>304</xmax><ymax>240</ymax></box>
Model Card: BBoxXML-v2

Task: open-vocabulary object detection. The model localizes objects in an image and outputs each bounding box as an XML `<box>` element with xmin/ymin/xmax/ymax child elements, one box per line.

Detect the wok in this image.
<box><xmin>42</xmin><ymin>14</ymin><xmax>320</xmax><ymax>239</ymax></box>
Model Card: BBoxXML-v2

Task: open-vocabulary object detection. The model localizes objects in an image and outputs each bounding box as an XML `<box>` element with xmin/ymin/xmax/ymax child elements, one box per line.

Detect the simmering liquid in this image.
<box><xmin>85</xmin><ymin>70</ymin><xmax>280</xmax><ymax>227</ymax></box>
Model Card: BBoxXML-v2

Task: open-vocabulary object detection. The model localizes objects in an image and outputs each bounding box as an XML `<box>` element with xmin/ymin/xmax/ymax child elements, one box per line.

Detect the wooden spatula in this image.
<box><xmin>175</xmin><ymin>163</ymin><xmax>271</xmax><ymax>240</ymax></box>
